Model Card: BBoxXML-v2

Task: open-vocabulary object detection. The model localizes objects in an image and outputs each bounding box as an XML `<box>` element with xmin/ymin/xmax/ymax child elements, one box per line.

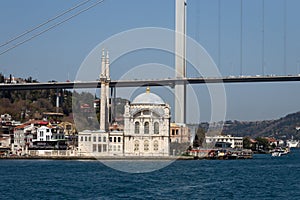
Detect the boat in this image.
<box><xmin>271</xmin><ymin>147</ymin><xmax>290</xmax><ymax>157</ymax></box>
<box><xmin>287</xmin><ymin>140</ymin><xmax>299</xmax><ymax>148</ymax></box>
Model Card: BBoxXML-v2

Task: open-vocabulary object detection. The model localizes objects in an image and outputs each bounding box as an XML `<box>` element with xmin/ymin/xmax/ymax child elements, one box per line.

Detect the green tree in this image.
<box><xmin>255</xmin><ymin>137</ymin><xmax>269</xmax><ymax>151</ymax></box>
<box><xmin>243</xmin><ymin>137</ymin><xmax>252</xmax><ymax>149</ymax></box>
<box><xmin>193</xmin><ymin>127</ymin><xmax>206</xmax><ymax>148</ymax></box>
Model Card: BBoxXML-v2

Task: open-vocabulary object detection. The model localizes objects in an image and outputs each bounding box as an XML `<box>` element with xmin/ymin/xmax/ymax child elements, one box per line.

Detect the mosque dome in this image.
<box><xmin>132</xmin><ymin>87</ymin><xmax>165</xmax><ymax>105</ymax></box>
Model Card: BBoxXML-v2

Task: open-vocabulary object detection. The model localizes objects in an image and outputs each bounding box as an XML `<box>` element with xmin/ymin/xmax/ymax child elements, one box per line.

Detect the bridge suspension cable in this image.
<box><xmin>262</xmin><ymin>0</ymin><xmax>265</xmax><ymax>76</ymax></box>
<box><xmin>0</xmin><ymin>0</ymin><xmax>105</xmax><ymax>56</ymax></box>
<box><xmin>218</xmin><ymin>0</ymin><xmax>221</xmax><ymax>68</ymax></box>
<box><xmin>0</xmin><ymin>0</ymin><xmax>92</xmax><ymax>48</ymax></box>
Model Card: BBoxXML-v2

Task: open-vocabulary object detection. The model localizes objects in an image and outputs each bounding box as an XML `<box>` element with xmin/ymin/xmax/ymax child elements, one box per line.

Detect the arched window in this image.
<box><xmin>144</xmin><ymin>140</ymin><xmax>149</xmax><ymax>151</ymax></box>
<box><xmin>154</xmin><ymin>122</ymin><xmax>159</xmax><ymax>134</ymax></box>
<box><xmin>134</xmin><ymin>140</ymin><xmax>139</xmax><ymax>151</ymax></box>
<box><xmin>144</xmin><ymin>122</ymin><xmax>149</xmax><ymax>134</ymax></box>
<box><xmin>154</xmin><ymin>140</ymin><xmax>159</xmax><ymax>151</ymax></box>
<box><xmin>134</xmin><ymin>122</ymin><xmax>140</xmax><ymax>134</ymax></box>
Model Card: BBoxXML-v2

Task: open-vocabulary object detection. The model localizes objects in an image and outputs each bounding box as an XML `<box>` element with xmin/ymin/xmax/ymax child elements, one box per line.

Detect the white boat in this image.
<box><xmin>271</xmin><ymin>147</ymin><xmax>290</xmax><ymax>157</ymax></box>
<box><xmin>287</xmin><ymin>140</ymin><xmax>299</xmax><ymax>148</ymax></box>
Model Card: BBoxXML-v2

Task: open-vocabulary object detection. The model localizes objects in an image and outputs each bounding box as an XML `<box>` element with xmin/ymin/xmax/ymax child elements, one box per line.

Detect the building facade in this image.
<box><xmin>170</xmin><ymin>123</ymin><xmax>190</xmax><ymax>143</ymax></box>
<box><xmin>78</xmin><ymin>50</ymin><xmax>171</xmax><ymax>157</ymax></box>
<box><xmin>205</xmin><ymin>135</ymin><xmax>243</xmax><ymax>149</ymax></box>
<box><xmin>123</xmin><ymin>88</ymin><xmax>171</xmax><ymax>157</ymax></box>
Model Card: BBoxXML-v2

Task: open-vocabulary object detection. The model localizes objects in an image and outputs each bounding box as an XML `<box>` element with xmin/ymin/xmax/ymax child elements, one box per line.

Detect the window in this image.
<box><xmin>46</xmin><ymin>129</ymin><xmax>50</xmax><ymax>133</ymax></box>
<box><xmin>46</xmin><ymin>135</ymin><xmax>50</xmax><ymax>141</ymax></box>
<box><xmin>109</xmin><ymin>137</ymin><xmax>112</xmax><ymax>142</ymax></box>
<box><xmin>154</xmin><ymin>122</ymin><xmax>159</xmax><ymax>134</ymax></box>
<box><xmin>103</xmin><ymin>137</ymin><xmax>106</xmax><ymax>142</ymax></box>
<box><xmin>93</xmin><ymin>136</ymin><xmax>96</xmax><ymax>142</ymax></box>
<box><xmin>81</xmin><ymin>136</ymin><xmax>83</xmax><ymax>142</ymax></box>
<box><xmin>93</xmin><ymin>144</ymin><xmax>97</xmax><ymax>152</ymax></box>
<box><xmin>98</xmin><ymin>144</ymin><xmax>102</xmax><ymax>152</ymax></box>
<box><xmin>113</xmin><ymin>145</ymin><xmax>116</xmax><ymax>151</ymax></box>
<box><xmin>98</xmin><ymin>137</ymin><xmax>101</xmax><ymax>142</ymax></box>
<box><xmin>134</xmin><ymin>141</ymin><xmax>139</xmax><ymax>151</ymax></box>
<box><xmin>135</xmin><ymin>122</ymin><xmax>140</xmax><ymax>134</ymax></box>
<box><xmin>144</xmin><ymin>140</ymin><xmax>149</xmax><ymax>151</ymax></box>
<box><xmin>103</xmin><ymin>144</ymin><xmax>107</xmax><ymax>152</ymax></box>
<box><xmin>40</xmin><ymin>131</ymin><xmax>43</xmax><ymax>137</ymax></box>
<box><xmin>118</xmin><ymin>137</ymin><xmax>121</xmax><ymax>143</ymax></box>
<box><xmin>114</xmin><ymin>137</ymin><xmax>116</xmax><ymax>143</ymax></box>
<box><xmin>85</xmin><ymin>136</ymin><xmax>87</xmax><ymax>142</ymax></box>
<box><xmin>143</xmin><ymin>110</ymin><xmax>150</xmax><ymax>115</ymax></box>
<box><xmin>154</xmin><ymin>140</ymin><xmax>159</xmax><ymax>151</ymax></box>
<box><xmin>144</xmin><ymin>122</ymin><xmax>149</xmax><ymax>134</ymax></box>
<box><xmin>88</xmin><ymin>137</ymin><xmax>91</xmax><ymax>142</ymax></box>
<box><xmin>117</xmin><ymin>145</ymin><xmax>121</xmax><ymax>151</ymax></box>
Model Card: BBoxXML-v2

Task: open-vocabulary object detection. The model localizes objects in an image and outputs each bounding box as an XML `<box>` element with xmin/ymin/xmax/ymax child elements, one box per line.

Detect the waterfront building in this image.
<box><xmin>58</xmin><ymin>122</ymin><xmax>77</xmax><ymax>149</ymax></box>
<box><xmin>14</xmin><ymin>124</ymin><xmax>37</xmax><ymax>153</ymax></box>
<box><xmin>78</xmin><ymin>50</ymin><xmax>171</xmax><ymax>157</ymax></box>
<box><xmin>109</xmin><ymin>131</ymin><xmax>123</xmax><ymax>156</ymax></box>
<box><xmin>34</xmin><ymin>126</ymin><xmax>65</xmax><ymax>142</ymax></box>
<box><xmin>123</xmin><ymin>88</ymin><xmax>171</xmax><ymax>157</ymax></box>
<box><xmin>78</xmin><ymin>130</ymin><xmax>109</xmax><ymax>156</ymax></box>
<box><xmin>0</xmin><ymin>133</ymin><xmax>10</xmax><ymax>156</ymax></box>
<box><xmin>170</xmin><ymin>123</ymin><xmax>190</xmax><ymax>143</ymax></box>
<box><xmin>205</xmin><ymin>135</ymin><xmax>243</xmax><ymax>149</ymax></box>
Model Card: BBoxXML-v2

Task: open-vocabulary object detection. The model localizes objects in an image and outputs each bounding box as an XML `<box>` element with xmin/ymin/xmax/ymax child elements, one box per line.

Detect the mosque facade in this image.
<box><xmin>78</xmin><ymin>51</ymin><xmax>171</xmax><ymax>157</ymax></box>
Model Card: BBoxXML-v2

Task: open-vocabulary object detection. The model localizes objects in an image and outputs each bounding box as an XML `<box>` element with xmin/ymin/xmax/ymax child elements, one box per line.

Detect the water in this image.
<box><xmin>1</xmin><ymin>150</ymin><xmax>300</xmax><ymax>199</ymax></box>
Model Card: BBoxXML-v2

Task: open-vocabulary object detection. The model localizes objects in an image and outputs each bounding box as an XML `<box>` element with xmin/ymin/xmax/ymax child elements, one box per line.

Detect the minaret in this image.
<box><xmin>105</xmin><ymin>51</ymin><xmax>110</xmax><ymax>130</ymax></box>
<box><xmin>100</xmin><ymin>49</ymin><xmax>107</xmax><ymax>131</ymax></box>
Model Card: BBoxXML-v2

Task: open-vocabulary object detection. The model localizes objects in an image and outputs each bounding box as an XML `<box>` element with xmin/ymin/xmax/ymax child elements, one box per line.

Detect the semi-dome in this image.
<box><xmin>132</xmin><ymin>87</ymin><xmax>165</xmax><ymax>105</ymax></box>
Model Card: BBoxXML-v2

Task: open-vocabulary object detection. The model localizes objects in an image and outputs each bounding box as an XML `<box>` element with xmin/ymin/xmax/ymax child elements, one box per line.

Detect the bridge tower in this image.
<box><xmin>175</xmin><ymin>0</ymin><xmax>187</xmax><ymax>124</ymax></box>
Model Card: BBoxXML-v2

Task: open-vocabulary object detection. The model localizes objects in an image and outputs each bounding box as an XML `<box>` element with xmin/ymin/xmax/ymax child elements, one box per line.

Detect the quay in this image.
<box><xmin>188</xmin><ymin>149</ymin><xmax>253</xmax><ymax>160</ymax></box>
<box><xmin>0</xmin><ymin>155</ymin><xmax>193</xmax><ymax>160</ymax></box>
<box><xmin>0</xmin><ymin>148</ymin><xmax>253</xmax><ymax>160</ymax></box>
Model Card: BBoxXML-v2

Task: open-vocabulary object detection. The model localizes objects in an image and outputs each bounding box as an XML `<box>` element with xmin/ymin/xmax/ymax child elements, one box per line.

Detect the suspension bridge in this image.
<box><xmin>0</xmin><ymin>0</ymin><xmax>299</xmax><ymax>123</ymax></box>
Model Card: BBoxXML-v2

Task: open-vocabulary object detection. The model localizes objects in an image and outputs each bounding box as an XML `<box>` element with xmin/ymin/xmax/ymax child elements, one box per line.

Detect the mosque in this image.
<box><xmin>78</xmin><ymin>50</ymin><xmax>171</xmax><ymax>157</ymax></box>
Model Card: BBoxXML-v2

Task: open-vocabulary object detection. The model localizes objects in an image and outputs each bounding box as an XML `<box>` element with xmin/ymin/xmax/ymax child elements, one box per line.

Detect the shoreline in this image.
<box><xmin>0</xmin><ymin>155</ymin><xmax>195</xmax><ymax>161</ymax></box>
<box><xmin>0</xmin><ymin>155</ymin><xmax>253</xmax><ymax>160</ymax></box>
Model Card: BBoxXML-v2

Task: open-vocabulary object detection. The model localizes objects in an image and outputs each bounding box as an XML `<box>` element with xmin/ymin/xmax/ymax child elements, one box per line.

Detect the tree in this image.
<box><xmin>193</xmin><ymin>127</ymin><xmax>206</xmax><ymax>148</ymax></box>
<box><xmin>255</xmin><ymin>137</ymin><xmax>269</xmax><ymax>151</ymax></box>
<box><xmin>243</xmin><ymin>137</ymin><xmax>251</xmax><ymax>149</ymax></box>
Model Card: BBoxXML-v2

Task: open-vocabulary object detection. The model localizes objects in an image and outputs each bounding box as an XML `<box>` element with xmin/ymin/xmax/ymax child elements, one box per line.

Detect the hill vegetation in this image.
<box><xmin>222</xmin><ymin>112</ymin><xmax>300</xmax><ymax>140</ymax></box>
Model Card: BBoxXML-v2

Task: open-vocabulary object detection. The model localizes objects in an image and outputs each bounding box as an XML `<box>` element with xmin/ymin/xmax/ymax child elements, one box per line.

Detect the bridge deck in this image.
<box><xmin>1</xmin><ymin>76</ymin><xmax>300</xmax><ymax>90</ymax></box>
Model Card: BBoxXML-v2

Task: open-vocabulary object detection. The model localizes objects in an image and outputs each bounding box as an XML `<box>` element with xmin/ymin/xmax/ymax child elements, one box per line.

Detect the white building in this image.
<box><xmin>14</xmin><ymin>124</ymin><xmax>37</xmax><ymax>153</ymax></box>
<box><xmin>34</xmin><ymin>126</ymin><xmax>65</xmax><ymax>142</ymax></box>
<box><xmin>78</xmin><ymin>50</ymin><xmax>171</xmax><ymax>157</ymax></box>
<box><xmin>78</xmin><ymin>130</ymin><xmax>109</xmax><ymax>156</ymax></box>
<box><xmin>123</xmin><ymin>88</ymin><xmax>171</xmax><ymax>157</ymax></box>
<box><xmin>205</xmin><ymin>135</ymin><xmax>243</xmax><ymax>149</ymax></box>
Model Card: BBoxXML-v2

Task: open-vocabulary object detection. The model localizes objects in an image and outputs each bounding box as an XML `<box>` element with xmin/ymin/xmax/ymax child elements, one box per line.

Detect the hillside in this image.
<box><xmin>222</xmin><ymin>112</ymin><xmax>300</xmax><ymax>139</ymax></box>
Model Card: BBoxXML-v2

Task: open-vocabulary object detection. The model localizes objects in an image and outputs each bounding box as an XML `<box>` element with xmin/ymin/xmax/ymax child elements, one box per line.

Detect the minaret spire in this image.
<box><xmin>100</xmin><ymin>49</ymin><xmax>107</xmax><ymax>131</ymax></box>
<box><xmin>105</xmin><ymin>51</ymin><xmax>110</xmax><ymax>129</ymax></box>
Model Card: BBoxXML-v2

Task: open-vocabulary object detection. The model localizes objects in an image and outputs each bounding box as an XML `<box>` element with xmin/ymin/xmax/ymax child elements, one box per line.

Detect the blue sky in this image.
<box><xmin>1</xmin><ymin>0</ymin><xmax>300</xmax><ymax>122</ymax></box>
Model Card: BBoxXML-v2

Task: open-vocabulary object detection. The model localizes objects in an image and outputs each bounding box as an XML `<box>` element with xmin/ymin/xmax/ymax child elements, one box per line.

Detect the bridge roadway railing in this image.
<box><xmin>1</xmin><ymin>75</ymin><xmax>300</xmax><ymax>90</ymax></box>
